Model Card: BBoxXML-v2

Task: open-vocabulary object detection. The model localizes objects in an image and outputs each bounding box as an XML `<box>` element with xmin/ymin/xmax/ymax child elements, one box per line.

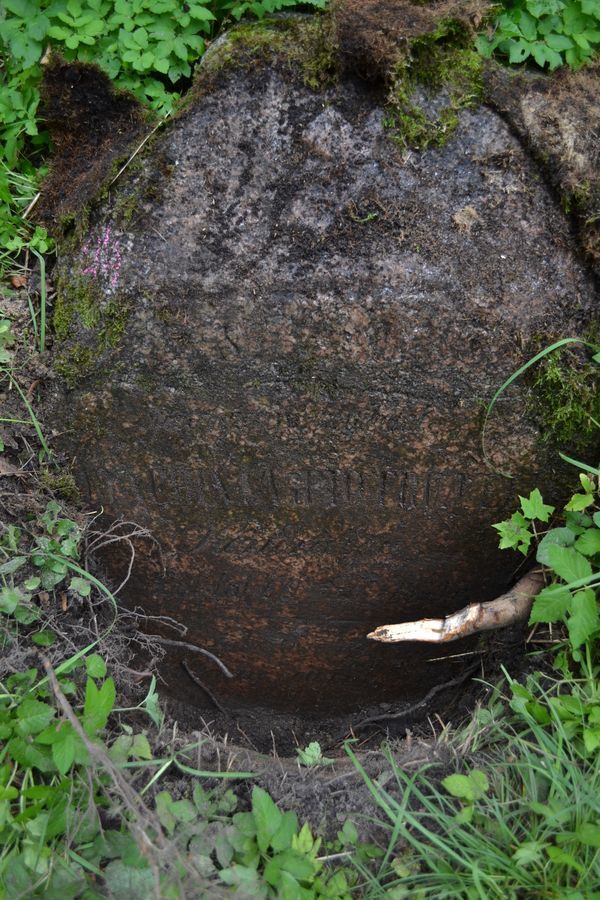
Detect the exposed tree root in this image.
<box><xmin>368</xmin><ymin>569</ymin><xmax>545</xmax><ymax>644</ymax></box>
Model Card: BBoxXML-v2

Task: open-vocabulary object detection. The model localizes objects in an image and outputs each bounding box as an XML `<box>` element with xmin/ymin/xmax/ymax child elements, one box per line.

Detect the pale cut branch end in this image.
<box><xmin>368</xmin><ymin>570</ymin><xmax>545</xmax><ymax>644</ymax></box>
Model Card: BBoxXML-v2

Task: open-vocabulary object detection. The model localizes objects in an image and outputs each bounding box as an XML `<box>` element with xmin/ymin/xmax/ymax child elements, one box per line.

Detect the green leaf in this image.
<box><xmin>519</xmin><ymin>488</ymin><xmax>555</xmax><ymax>522</ymax></box>
<box><xmin>565</xmin><ymin>492</ymin><xmax>595</xmax><ymax>511</ymax></box>
<box><xmin>16</xmin><ymin>698</ymin><xmax>56</xmax><ymax>736</ymax></box>
<box><xmin>493</xmin><ymin>512</ymin><xmax>532</xmax><ymax>554</ymax></box>
<box><xmin>546</xmin><ymin>545</ymin><xmax>592</xmax><ymax>583</ymax></box>
<box><xmin>443</xmin><ymin>770</ymin><xmax>489</xmax><ymax>804</ymax></box>
<box><xmin>536</xmin><ymin>527</ymin><xmax>576</xmax><ymax>565</ymax></box>
<box><xmin>574</xmin><ymin>529</ymin><xmax>600</xmax><ymax>557</ymax></box>
<box><xmin>271</xmin><ymin>809</ymin><xmax>299</xmax><ymax>852</ymax></box>
<box><xmin>546</xmin><ymin>845</ymin><xmax>585</xmax><ymax>873</ymax></box>
<box><xmin>85</xmin><ymin>654</ymin><xmax>107</xmax><ymax>678</ymax></box>
<box><xmin>529</xmin><ymin>584</ymin><xmax>572</xmax><ymax>623</ymax></box>
<box><xmin>264</xmin><ymin>849</ymin><xmax>315</xmax><ymax>886</ymax></box>
<box><xmin>508</xmin><ymin>38</ymin><xmax>532</xmax><ymax>63</ymax></box>
<box><xmin>155</xmin><ymin>791</ymin><xmax>176</xmax><ymax>834</ymax></box>
<box><xmin>83</xmin><ymin>676</ymin><xmax>116</xmax><ymax>734</ymax></box>
<box><xmin>567</xmin><ymin>589</ymin><xmax>599</xmax><ymax>648</ymax></box>
<box><xmin>513</xmin><ymin>840</ymin><xmax>548</xmax><ymax>866</ymax></box>
<box><xmin>576</xmin><ymin>823</ymin><xmax>600</xmax><ymax>847</ymax></box>
<box><xmin>70</xmin><ymin>576</ymin><xmax>91</xmax><ymax>596</ymax></box>
<box><xmin>0</xmin><ymin>556</ymin><xmax>27</xmax><ymax>575</ymax></box>
<box><xmin>52</xmin><ymin>730</ymin><xmax>76</xmax><ymax>774</ymax></box>
<box><xmin>545</xmin><ymin>33</ymin><xmax>574</xmax><ymax>49</ymax></box>
<box><xmin>0</xmin><ymin>586</ymin><xmax>23</xmax><ymax>614</ymax></box>
<box><xmin>31</xmin><ymin>629</ymin><xmax>56</xmax><ymax>646</ymax></box>
<box><xmin>252</xmin><ymin>785</ymin><xmax>283</xmax><ymax>852</ymax></box>
<box><xmin>102</xmin><ymin>860</ymin><xmax>154</xmax><ymax>899</ymax></box>
<box><xmin>130</xmin><ymin>733</ymin><xmax>153</xmax><ymax>760</ymax></box>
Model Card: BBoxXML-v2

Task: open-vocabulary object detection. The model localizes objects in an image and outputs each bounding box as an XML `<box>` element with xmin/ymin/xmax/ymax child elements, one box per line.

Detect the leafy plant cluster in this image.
<box><xmin>494</xmin><ymin>478</ymin><xmax>600</xmax><ymax>664</ymax></box>
<box><xmin>0</xmin><ymin>0</ymin><xmax>327</xmax><ymax>278</ymax></box>
<box><xmin>476</xmin><ymin>0</ymin><xmax>600</xmax><ymax>70</ymax></box>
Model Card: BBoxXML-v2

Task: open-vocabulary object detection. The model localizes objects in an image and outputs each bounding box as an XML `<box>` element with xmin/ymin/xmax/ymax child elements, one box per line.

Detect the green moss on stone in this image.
<box><xmin>386</xmin><ymin>22</ymin><xmax>483</xmax><ymax>152</ymax></box>
<box><xmin>40</xmin><ymin>467</ymin><xmax>81</xmax><ymax>501</ymax></box>
<box><xmin>529</xmin><ymin>343</ymin><xmax>599</xmax><ymax>448</ymax></box>
<box><xmin>54</xmin><ymin>346</ymin><xmax>96</xmax><ymax>387</ymax></box>
<box><xmin>193</xmin><ymin>14</ymin><xmax>339</xmax><ymax>96</ymax></box>
<box><xmin>53</xmin><ymin>268</ymin><xmax>132</xmax><ymax>386</ymax></box>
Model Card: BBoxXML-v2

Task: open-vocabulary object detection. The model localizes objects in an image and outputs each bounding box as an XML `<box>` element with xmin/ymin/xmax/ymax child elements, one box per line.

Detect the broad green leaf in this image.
<box><xmin>85</xmin><ymin>654</ymin><xmax>107</xmax><ymax>678</ymax></box>
<box><xmin>102</xmin><ymin>860</ymin><xmax>154</xmax><ymax>900</ymax></box>
<box><xmin>565</xmin><ymin>492</ymin><xmax>595</xmax><ymax>512</ymax></box>
<box><xmin>567</xmin><ymin>589</ymin><xmax>599</xmax><ymax>648</ymax></box>
<box><xmin>31</xmin><ymin>628</ymin><xmax>56</xmax><ymax>646</ymax></box>
<box><xmin>52</xmin><ymin>730</ymin><xmax>76</xmax><ymax>774</ymax></box>
<box><xmin>546</xmin><ymin>544</ymin><xmax>592</xmax><ymax>583</ymax></box>
<box><xmin>574</xmin><ymin>529</ymin><xmax>600</xmax><ymax>557</ymax></box>
<box><xmin>252</xmin><ymin>785</ymin><xmax>283</xmax><ymax>852</ymax></box>
<box><xmin>536</xmin><ymin>527</ymin><xmax>576</xmax><ymax>565</ymax></box>
<box><xmin>576</xmin><ymin>823</ymin><xmax>600</xmax><ymax>847</ymax></box>
<box><xmin>16</xmin><ymin>698</ymin><xmax>55</xmax><ymax>736</ymax></box>
<box><xmin>513</xmin><ymin>840</ymin><xmax>548</xmax><ymax>866</ymax></box>
<box><xmin>545</xmin><ymin>33</ymin><xmax>574</xmax><ymax>49</ymax></box>
<box><xmin>83</xmin><ymin>676</ymin><xmax>116</xmax><ymax>734</ymax></box>
<box><xmin>508</xmin><ymin>38</ymin><xmax>532</xmax><ymax>62</ymax></box>
<box><xmin>155</xmin><ymin>791</ymin><xmax>176</xmax><ymax>833</ymax></box>
<box><xmin>442</xmin><ymin>773</ymin><xmax>474</xmax><ymax>801</ymax></box>
<box><xmin>6</xmin><ymin>736</ymin><xmax>54</xmax><ymax>772</ymax></box>
<box><xmin>546</xmin><ymin>845</ymin><xmax>585</xmax><ymax>873</ymax></box>
<box><xmin>271</xmin><ymin>809</ymin><xmax>300</xmax><ymax>852</ymax></box>
<box><xmin>529</xmin><ymin>584</ymin><xmax>572</xmax><ymax>623</ymax></box>
<box><xmin>0</xmin><ymin>586</ymin><xmax>23</xmax><ymax>613</ymax></box>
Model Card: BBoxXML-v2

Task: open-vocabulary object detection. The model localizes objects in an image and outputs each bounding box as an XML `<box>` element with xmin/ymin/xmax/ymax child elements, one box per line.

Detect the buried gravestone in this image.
<box><xmin>48</xmin><ymin>20</ymin><xmax>597</xmax><ymax>716</ymax></box>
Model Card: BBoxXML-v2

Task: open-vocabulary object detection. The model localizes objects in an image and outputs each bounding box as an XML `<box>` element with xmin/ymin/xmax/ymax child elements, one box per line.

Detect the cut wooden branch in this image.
<box><xmin>368</xmin><ymin>569</ymin><xmax>545</xmax><ymax>644</ymax></box>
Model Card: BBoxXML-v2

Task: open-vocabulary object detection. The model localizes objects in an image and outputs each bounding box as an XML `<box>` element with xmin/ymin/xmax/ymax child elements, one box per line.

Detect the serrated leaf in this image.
<box><xmin>565</xmin><ymin>492</ymin><xmax>595</xmax><ymax>512</ymax></box>
<box><xmin>271</xmin><ymin>809</ymin><xmax>299</xmax><ymax>852</ymax></box>
<box><xmin>130</xmin><ymin>733</ymin><xmax>153</xmax><ymax>760</ymax></box>
<box><xmin>52</xmin><ymin>731</ymin><xmax>76</xmax><ymax>774</ymax></box>
<box><xmin>442</xmin><ymin>773</ymin><xmax>475</xmax><ymax>801</ymax></box>
<box><xmin>546</xmin><ymin>544</ymin><xmax>592</xmax><ymax>583</ymax></box>
<box><xmin>16</xmin><ymin>698</ymin><xmax>56</xmax><ymax>736</ymax></box>
<box><xmin>529</xmin><ymin>584</ymin><xmax>572</xmax><ymax>623</ymax></box>
<box><xmin>567</xmin><ymin>589</ymin><xmax>599</xmax><ymax>648</ymax></box>
<box><xmin>252</xmin><ymin>785</ymin><xmax>282</xmax><ymax>852</ymax></box>
<box><xmin>574</xmin><ymin>529</ymin><xmax>600</xmax><ymax>557</ymax></box>
<box><xmin>519</xmin><ymin>488</ymin><xmax>555</xmax><ymax>522</ymax></box>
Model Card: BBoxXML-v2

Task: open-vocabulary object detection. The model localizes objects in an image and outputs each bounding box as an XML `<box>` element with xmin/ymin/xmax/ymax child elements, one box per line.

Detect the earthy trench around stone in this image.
<box><xmin>40</xmin><ymin>10</ymin><xmax>598</xmax><ymax>744</ymax></box>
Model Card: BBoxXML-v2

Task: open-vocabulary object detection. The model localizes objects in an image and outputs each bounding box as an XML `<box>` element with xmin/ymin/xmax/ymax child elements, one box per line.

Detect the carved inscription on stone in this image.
<box><xmin>144</xmin><ymin>464</ymin><xmax>476</xmax><ymax>512</ymax></box>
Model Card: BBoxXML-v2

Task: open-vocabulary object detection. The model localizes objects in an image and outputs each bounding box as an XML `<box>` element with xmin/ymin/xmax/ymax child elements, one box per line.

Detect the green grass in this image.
<box><xmin>347</xmin><ymin>670</ymin><xmax>600</xmax><ymax>898</ymax></box>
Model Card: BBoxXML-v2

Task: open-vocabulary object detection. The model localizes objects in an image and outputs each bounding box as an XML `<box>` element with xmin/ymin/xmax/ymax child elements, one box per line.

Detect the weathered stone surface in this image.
<box><xmin>49</xmin><ymin>23</ymin><xmax>597</xmax><ymax>714</ymax></box>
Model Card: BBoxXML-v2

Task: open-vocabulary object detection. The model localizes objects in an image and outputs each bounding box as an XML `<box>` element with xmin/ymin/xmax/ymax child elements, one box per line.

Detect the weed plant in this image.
<box><xmin>477</xmin><ymin>0</ymin><xmax>600</xmax><ymax>69</ymax></box>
